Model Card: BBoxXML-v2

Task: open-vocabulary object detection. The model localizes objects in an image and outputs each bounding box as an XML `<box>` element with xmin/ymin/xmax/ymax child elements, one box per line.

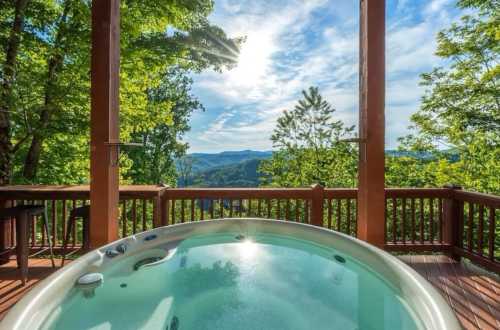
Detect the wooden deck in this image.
<box><xmin>0</xmin><ymin>255</ymin><xmax>498</xmax><ymax>329</ymax></box>
<box><xmin>401</xmin><ymin>255</ymin><xmax>500</xmax><ymax>330</ymax></box>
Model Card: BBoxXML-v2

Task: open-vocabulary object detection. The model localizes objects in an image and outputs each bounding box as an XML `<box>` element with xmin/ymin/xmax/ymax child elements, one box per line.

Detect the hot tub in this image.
<box><xmin>1</xmin><ymin>219</ymin><xmax>460</xmax><ymax>330</ymax></box>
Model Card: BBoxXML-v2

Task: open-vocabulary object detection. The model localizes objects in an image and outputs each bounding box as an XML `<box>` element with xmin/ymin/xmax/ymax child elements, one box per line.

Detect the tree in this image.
<box><xmin>0</xmin><ymin>0</ymin><xmax>30</xmax><ymax>184</ymax></box>
<box><xmin>260</xmin><ymin>87</ymin><xmax>357</xmax><ymax>187</ymax></box>
<box><xmin>0</xmin><ymin>0</ymin><xmax>242</xmax><ymax>184</ymax></box>
<box><xmin>124</xmin><ymin>67</ymin><xmax>202</xmax><ymax>186</ymax></box>
<box><xmin>387</xmin><ymin>0</ymin><xmax>499</xmax><ymax>194</ymax></box>
<box><xmin>177</xmin><ymin>155</ymin><xmax>196</xmax><ymax>187</ymax></box>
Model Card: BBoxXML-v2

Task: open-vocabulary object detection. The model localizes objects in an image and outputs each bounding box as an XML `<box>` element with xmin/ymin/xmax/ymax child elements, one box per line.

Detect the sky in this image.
<box><xmin>184</xmin><ymin>0</ymin><xmax>463</xmax><ymax>153</ymax></box>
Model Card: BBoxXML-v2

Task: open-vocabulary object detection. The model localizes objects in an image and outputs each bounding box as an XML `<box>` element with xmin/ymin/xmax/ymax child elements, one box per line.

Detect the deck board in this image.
<box><xmin>0</xmin><ymin>255</ymin><xmax>498</xmax><ymax>329</ymax></box>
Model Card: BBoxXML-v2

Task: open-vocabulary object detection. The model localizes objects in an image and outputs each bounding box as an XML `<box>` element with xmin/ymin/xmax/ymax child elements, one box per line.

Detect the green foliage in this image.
<box><xmin>123</xmin><ymin>66</ymin><xmax>203</xmax><ymax>186</ymax></box>
<box><xmin>260</xmin><ymin>87</ymin><xmax>357</xmax><ymax>187</ymax></box>
<box><xmin>191</xmin><ymin>158</ymin><xmax>263</xmax><ymax>187</ymax></box>
<box><xmin>1</xmin><ymin>0</ymin><xmax>241</xmax><ymax>184</ymax></box>
<box><xmin>387</xmin><ymin>0</ymin><xmax>499</xmax><ymax>194</ymax></box>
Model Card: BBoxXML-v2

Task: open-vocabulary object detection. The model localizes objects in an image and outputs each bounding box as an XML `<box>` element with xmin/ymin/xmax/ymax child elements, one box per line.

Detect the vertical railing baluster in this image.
<box><xmin>392</xmin><ymin>198</ymin><xmax>397</xmax><ymax>244</ymax></box>
<box><xmin>410</xmin><ymin>198</ymin><xmax>416</xmax><ymax>244</ymax></box>
<box><xmin>295</xmin><ymin>199</ymin><xmax>300</xmax><ymax>222</ymax></box>
<box><xmin>229</xmin><ymin>199</ymin><xmax>233</xmax><ymax>218</ymax></box>
<box><xmin>62</xmin><ymin>200</ymin><xmax>67</xmax><ymax>247</ymax></box>
<box><xmin>191</xmin><ymin>199</ymin><xmax>195</xmax><ymax>222</ymax></box>
<box><xmin>457</xmin><ymin>200</ymin><xmax>464</xmax><ymax>250</ymax></box>
<box><xmin>31</xmin><ymin>200</ymin><xmax>36</xmax><ymax>247</ymax></box>
<box><xmin>258</xmin><ymin>199</ymin><xmax>262</xmax><ymax>217</ymax></box>
<box><xmin>171</xmin><ymin>199</ymin><xmax>176</xmax><ymax>224</ymax></box>
<box><xmin>181</xmin><ymin>199</ymin><xmax>185</xmax><ymax>223</ymax></box>
<box><xmin>468</xmin><ymin>202</ymin><xmax>474</xmax><ymax>251</ymax></box>
<box><xmin>419</xmin><ymin>198</ymin><xmax>424</xmax><ymax>243</ymax></box>
<box><xmin>51</xmin><ymin>200</ymin><xmax>57</xmax><ymax>246</ymax></box>
<box><xmin>429</xmin><ymin>198</ymin><xmax>434</xmax><ymax>243</ymax></box>
<box><xmin>327</xmin><ymin>199</ymin><xmax>332</xmax><ymax>229</ymax></box>
<box><xmin>267</xmin><ymin>199</ymin><xmax>271</xmax><ymax>219</ymax></box>
<box><xmin>384</xmin><ymin>197</ymin><xmax>388</xmax><ymax>243</ymax></box>
<box><xmin>10</xmin><ymin>200</ymin><xmax>15</xmax><ymax>247</ymax></box>
<box><xmin>248</xmin><ymin>199</ymin><xmax>252</xmax><ymax>217</ymax></box>
<box><xmin>478</xmin><ymin>205</ymin><xmax>484</xmax><ymax>256</ymax></box>
<box><xmin>401</xmin><ymin>198</ymin><xmax>406</xmax><ymax>244</ymax></box>
<box><xmin>132</xmin><ymin>199</ymin><xmax>137</xmax><ymax>234</ymax></box>
<box><xmin>122</xmin><ymin>200</ymin><xmax>127</xmax><ymax>237</ymax></box>
<box><xmin>72</xmin><ymin>200</ymin><xmax>76</xmax><ymax>247</ymax></box>
<box><xmin>488</xmin><ymin>207</ymin><xmax>495</xmax><ymax>261</ymax></box>
<box><xmin>40</xmin><ymin>201</ymin><xmax>46</xmax><ymax>247</ymax></box>
<box><xmin>277</xmin><ymin>199</ymin><xmax>281</xmax><ymax>219</ymax></box>
<box><xmin>219</xmin><ymin>198</ymin><xmax>224</xmax><ymax>218</ymax></box>
<box><xmin>305</xmin><ymin>199</ymin><xmax>309</xmax><ymax>223</ymax></box>
<box><xmin>353</xmin><ymin>199</ymin><xmax>358</xmax><ymax>236</ymax></box>
<box><xmin>285</xmin><ymin>199</ymin><xmax>290</xmax><ymax>221</ymax></box>
<box><xmin>336</xmin><ymin>199</ymin><xmax>341</xmax><ymax>232</ymax></box>
<box><xmin>200</xmin><ymin>199</ymin><xmax>204</xmax><ymax>221</ymax></box>
<box><xmin>438</xmin><ymin>198</ymin><xmax>443</xmax><ymax>243</ymax></box>
<box><xmin>142</xmin><ymin>199</ymin><xmax>147</xmax><ymax>231</ymax></box>
<box><xmin>346</xmin><ymin>199</ymin><xmax>351</xmax><ymax>235</ymax></box>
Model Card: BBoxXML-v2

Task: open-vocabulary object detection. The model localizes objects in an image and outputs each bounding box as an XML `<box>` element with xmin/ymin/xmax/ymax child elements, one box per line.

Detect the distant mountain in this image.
<box><xmin>179</xmin><ymin>150</ymin><xmax>272</xmax><ymax>173</ymax></box>
<box><xmin>191</xmin><ymin>158</ymin><xmax>263</xmax><ymax>187</ymax></box>
<box><xmin>177</xmin><ymin>149</ymin><xmax>455</xmax><ymax>187</ymax></box>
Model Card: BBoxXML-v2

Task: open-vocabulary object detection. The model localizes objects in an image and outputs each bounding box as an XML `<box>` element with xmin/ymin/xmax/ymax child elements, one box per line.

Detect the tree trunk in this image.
<box><xmin>23</xmin><ymin>2</ymin><xmax>71</xmax><ymax>180</ymax></box>
<box><xmin>23</xmin><ymin>55</ymin><xmax>63</xmax><ymax>180</ymax></box>
<box><xmin>0</xmin><ymin>0</ymin><xmax>30</xmax><ymax>184</ymax></box>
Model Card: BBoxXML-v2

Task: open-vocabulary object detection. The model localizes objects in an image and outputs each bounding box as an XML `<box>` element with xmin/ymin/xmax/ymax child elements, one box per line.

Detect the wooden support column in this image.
<box><xmin>442</xmin><ymin>184</ymin><xmax>462</xmax><ymax>261</ymax></box>
<box><xmin>310</xmin><ymin>184</ymin><xmax>324</xmax><ymax>227</ymax></box>
<box><xmin>357</xmin><ymin>0</ymin><xmax>386</xmax><ymax>247</ymax></box>
<box><xmin>90</xmin><ymin>0</ymin><xmax>120</xmax><ymax>248</ymax></box>
<box><xmin>0</xmin><ymin>200</ymin><xmax>11</xmax><ymax>264</ymax></box>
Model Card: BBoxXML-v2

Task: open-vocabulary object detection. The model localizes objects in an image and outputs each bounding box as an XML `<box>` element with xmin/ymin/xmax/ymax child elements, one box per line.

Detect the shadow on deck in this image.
<box><xmin>0</xmin><ymin>255</ymin><xmax>498</xmax><ymax>329</ymax></box>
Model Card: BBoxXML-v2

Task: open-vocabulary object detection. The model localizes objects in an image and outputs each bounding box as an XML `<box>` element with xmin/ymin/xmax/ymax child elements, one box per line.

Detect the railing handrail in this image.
<box><xmin>385</xmin><ymin>187</ymin><xmax>452</xmax><ymax>198</ymax></box>
<box><xmin>0</xmin><ymin>184</ymin><xmax>167</xmax><ymax>200</ymax></box>
<box><xmin>453</xmin><ymin>189</ymin><xmax>500</xmax><ymax>208</ymax></box>
<box><xmin>0</xmin><ymin>184</ymin><xmax>498</xmax><ymax>273</ymax></box>
<box><xmin>166</xmin><ymin>187</ymin><xmax>313</xmax><ymax>199</ymax></box>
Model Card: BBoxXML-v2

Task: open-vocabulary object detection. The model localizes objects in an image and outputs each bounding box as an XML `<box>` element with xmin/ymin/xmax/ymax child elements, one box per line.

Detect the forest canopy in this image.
<box><xmin>1</xmin><ymin>0</ymin><xmax>498</xmax><ymax>194</ymax></box>
<box><xmin>0</xmin><ymin>0</ymin><xmax>242</xmax><ymax>185</ymax></box>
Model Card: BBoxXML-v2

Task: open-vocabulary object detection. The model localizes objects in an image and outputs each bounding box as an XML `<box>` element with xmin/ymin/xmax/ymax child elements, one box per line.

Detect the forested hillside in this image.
<box><xmin>1</xmin><ymin>0</ymin><xmax>497</xmax><ymax>194</ymax></box>
<box><xmin>176</xmin><ymin>150</ymin><xmax>452</xmax><ymax>188</ymax></box>
<box><xmin>0</xmin><ymin>0</ymin><xmax>242</xmax><ymax>186</ymax></box>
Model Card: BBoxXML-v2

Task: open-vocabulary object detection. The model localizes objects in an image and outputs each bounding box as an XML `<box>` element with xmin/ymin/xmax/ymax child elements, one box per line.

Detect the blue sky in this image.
<box><xmin>185</xmin><ymin>0</ymin><xmax>463</xmax><ymax>153</ymax></box>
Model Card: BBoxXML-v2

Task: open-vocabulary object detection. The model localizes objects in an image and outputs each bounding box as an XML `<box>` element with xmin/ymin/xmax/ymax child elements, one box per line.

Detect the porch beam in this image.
<box><xmin>357</xmin><ymin>0</ymin><xmax>386</xmax><ymax>247</ymax></box>
<box><xmin>89</xmin><ymin>0</ymin><xmax>120</xmax><ymax>248</ymax></box>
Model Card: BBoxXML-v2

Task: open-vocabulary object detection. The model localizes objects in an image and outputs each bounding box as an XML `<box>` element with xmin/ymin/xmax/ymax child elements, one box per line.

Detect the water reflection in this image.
<box><xmin>173</xmin><ymin>260</ymin><xmax>240</xmax><ymax>298</ymax></box>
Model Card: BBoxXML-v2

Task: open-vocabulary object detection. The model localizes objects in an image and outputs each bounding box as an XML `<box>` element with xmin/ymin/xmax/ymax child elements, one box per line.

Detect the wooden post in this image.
<box><xmin>310</xmin><ymin>184</ymin><xmax>324</xmax><ymax>227</ymax></box>
<box><xmin>357</xmin><ymin>0</ymin><xmax>386</xmax><ymax>248</ymax></box>
<box><xmin>152</xmin><ymin>195</ymin><xmax>161</xmax><ymax>228</ymax></box>
<box><xmin>160</xmin><ymin>191</ymin><xmax>169</xmax><ymax>226</ymax></box>
<box><xmin>0</xmin><ymin>200</ymin><xmax>11</xmax><ymax>264</ymax></box>
<box><xmin>442</xmin><ymin>184</ymin><xmax>462</xmax><ymax>261</ymax></box>
<box><xmin>89</xmin><ymin>0</ymin><xmax>120</xmax><ymax>248</ymax></box>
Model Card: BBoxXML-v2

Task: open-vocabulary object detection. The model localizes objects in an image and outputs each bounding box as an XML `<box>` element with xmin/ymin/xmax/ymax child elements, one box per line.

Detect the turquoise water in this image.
<box><xmin>42</xmin><ymin>233</ymin><xmax>422</xmax><ymax>330</ymax></box>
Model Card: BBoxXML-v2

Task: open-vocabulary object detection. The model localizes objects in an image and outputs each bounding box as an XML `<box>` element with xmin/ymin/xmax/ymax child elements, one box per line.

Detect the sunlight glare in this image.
<box><xmin>229</xmin><ymin>32</ymin><xmax>275</xmax><ymax>87</ymax></box>
<box><xmin>237</xmin><ymin>239</ymin><xmax>258</xmax><ymax>259</ymax></box>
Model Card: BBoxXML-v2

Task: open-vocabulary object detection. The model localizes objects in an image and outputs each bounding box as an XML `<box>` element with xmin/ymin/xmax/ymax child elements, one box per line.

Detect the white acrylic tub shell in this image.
<box><xmin>0</xmin><ymin>218</ymin><xmax>461</xmax><ymax>330</ymax></box>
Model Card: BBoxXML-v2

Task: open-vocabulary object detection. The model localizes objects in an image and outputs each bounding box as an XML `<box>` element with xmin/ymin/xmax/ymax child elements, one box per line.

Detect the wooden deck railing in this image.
<box><xmin>0</xmin><ymin>185</ymin><xmax>498</xmax><ymax>273</ymax></box>
<box><xmin>0</xmin><ymin>185</ymin><xmax>166</xmax><ymax>251</ymax></box>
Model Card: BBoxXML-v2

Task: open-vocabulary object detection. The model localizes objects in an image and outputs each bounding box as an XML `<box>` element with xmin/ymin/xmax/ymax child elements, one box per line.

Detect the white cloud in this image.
<box><xmin>187</xmin><ymin>0</ymin><xmax>462</xmax><ymax>153</ymax></box>
<box><xmin>424</xmin><ymin>0</ymin><xmax>453</xmax><ymax>15</ymax></box>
